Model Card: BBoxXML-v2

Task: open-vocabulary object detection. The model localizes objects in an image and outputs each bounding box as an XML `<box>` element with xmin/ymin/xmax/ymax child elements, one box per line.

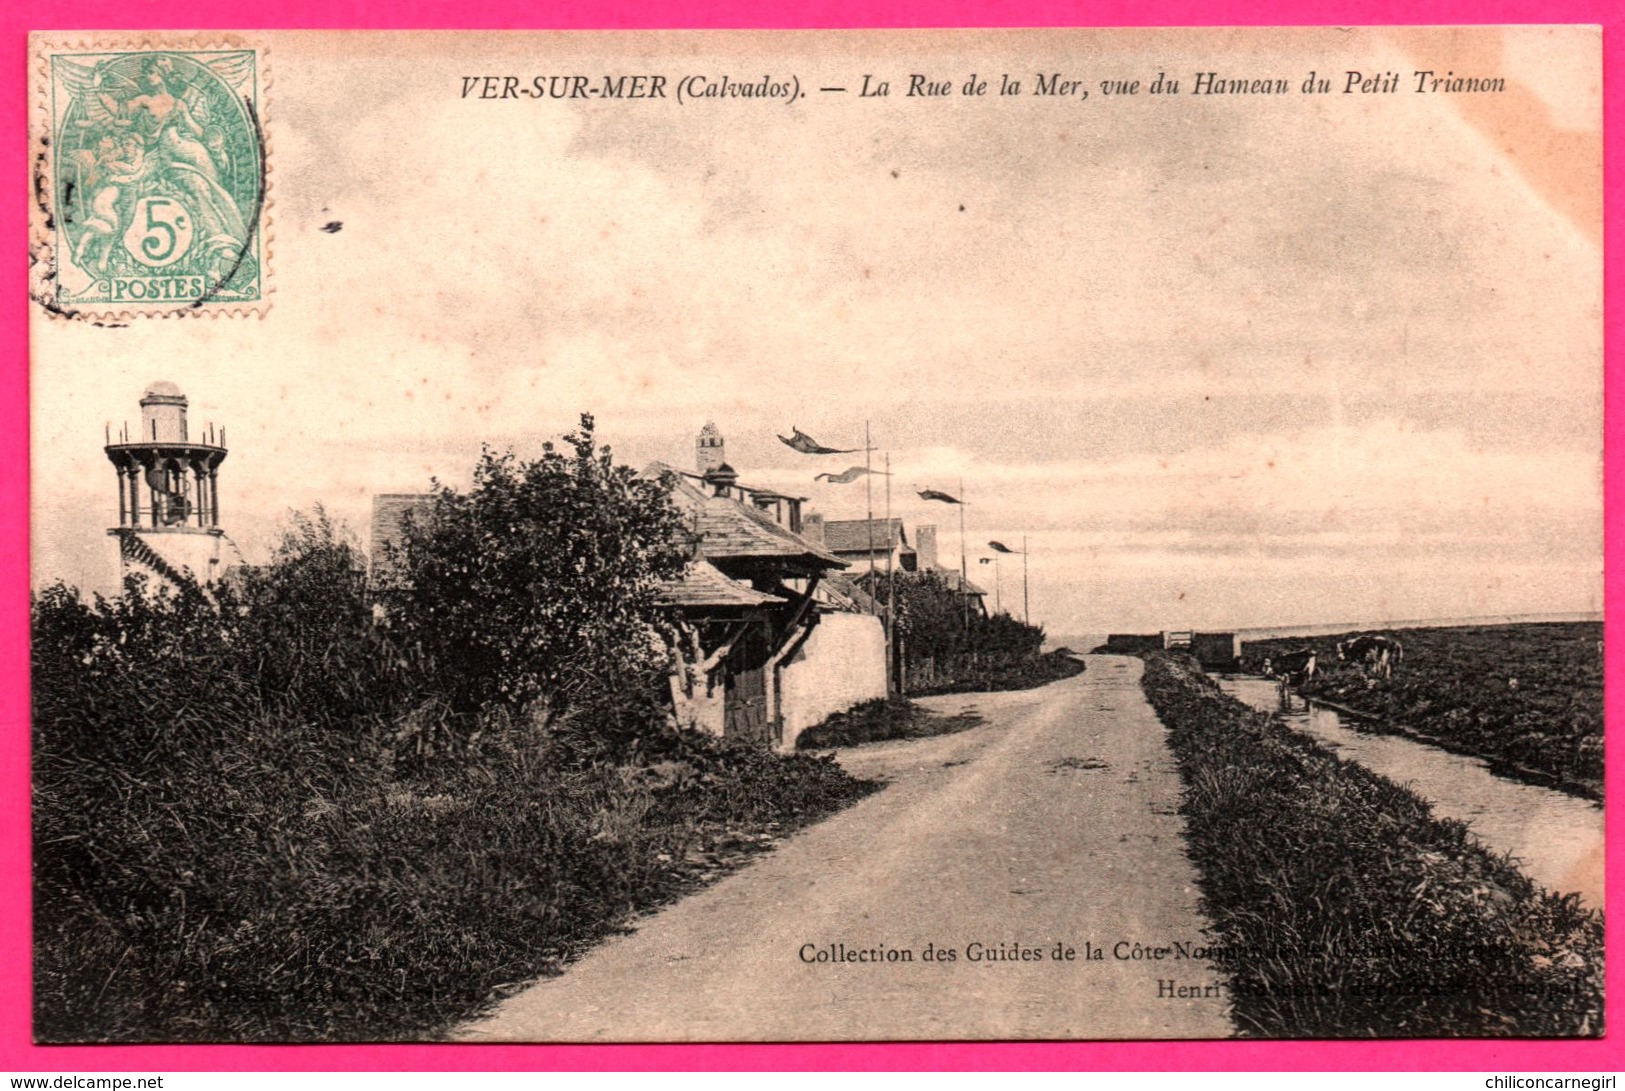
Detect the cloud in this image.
<box><xmin>918</xmin><ymin>417</ymin><xmax>1600</xmax><ymax>630</ymax></box>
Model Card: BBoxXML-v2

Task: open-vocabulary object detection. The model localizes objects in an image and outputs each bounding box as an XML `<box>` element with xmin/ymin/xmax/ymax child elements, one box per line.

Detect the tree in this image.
<box><xmin>864</xmin><ymin>568</ymin><xmax>970</xmax><ymax>662</ymax></box>
<box><xmin>389</xmin><ymin>414</ymin><xmax>690</xmax><ymax>730</ymax></box>
<box><xmin>856</xmin><ymin>568</ymin><xmax>1047</xmax><ymax>689</ymax></box>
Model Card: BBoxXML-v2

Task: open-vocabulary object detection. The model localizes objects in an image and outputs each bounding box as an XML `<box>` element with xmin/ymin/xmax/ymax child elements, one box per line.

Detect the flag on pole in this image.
<box><xmin>988</xmin><ymin>540</ymin><xmax>1023</xmax><ymax>554</ymax></box>
<box><xmin>917</xmin><ymin>488</ymin><xmax>963</xmax><ymax>504</ymax></box>
<box><xmin>815</xmin><ymin>466</ymin><xmax>889</xmax><ymax>484</ymax></box>
<box><xmin>778</xmin><ymin>427</ymin><xmax>857</xmax><ymax>455</ymax></box>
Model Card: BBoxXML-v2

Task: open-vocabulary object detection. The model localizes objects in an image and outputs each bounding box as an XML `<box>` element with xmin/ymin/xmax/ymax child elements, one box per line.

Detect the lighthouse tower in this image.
<box><xmin>104</xmin><ymin>381</ymin><xmax>229</xmax><ymax>587</ymax></box>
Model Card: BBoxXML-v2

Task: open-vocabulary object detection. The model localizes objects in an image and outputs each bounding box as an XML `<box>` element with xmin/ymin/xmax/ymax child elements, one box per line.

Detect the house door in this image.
<box><xmin>724</xmin><ymin>664</ymin><xmax>770</xmax><ymax>743</ymax></box>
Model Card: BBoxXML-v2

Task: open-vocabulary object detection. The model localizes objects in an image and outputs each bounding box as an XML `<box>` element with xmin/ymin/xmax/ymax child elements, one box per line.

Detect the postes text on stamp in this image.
<box><xmin>33</xmin><ymin>41</ymin><xmax>268</xmax><ymax>317</ymax></box>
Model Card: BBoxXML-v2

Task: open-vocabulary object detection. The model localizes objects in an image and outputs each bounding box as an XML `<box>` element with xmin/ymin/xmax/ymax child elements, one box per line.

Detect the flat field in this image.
<box><xmin>1241</xmin><ymin>623</ymin><xmax>1603</xmax><ymax>800</ymax></box>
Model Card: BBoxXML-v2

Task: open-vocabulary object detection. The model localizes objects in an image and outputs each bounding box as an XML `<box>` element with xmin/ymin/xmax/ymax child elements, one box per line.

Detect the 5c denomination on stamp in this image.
<box><xmin>31</xmin><ymin>37</ymin><xmax>270</xmax><ymax>318</ymax></box>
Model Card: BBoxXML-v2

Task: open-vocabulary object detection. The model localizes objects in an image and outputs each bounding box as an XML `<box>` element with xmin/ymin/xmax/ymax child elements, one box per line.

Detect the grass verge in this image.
<box><xmin>794</xmin><ymin>697</ymin><xmax>985</xmax><ymax>749</ymax></box>
<box><xmin>1141</xmin><ymin>653</ymin><xmax>1603</xmax><ymax>1037</ymax></box>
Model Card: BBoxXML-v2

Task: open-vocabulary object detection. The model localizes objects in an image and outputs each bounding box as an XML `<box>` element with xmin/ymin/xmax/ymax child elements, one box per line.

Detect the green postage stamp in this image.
<box><xmin>31</xmin><ymin>38</ymin><xmax>269</xmax><ymax>317</ymax></box>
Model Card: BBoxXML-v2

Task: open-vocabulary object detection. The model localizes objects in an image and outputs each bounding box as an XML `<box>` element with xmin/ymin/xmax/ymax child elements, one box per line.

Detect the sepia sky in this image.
<box><xmin>31</xmin><ymin>27</ymin><xmax>1602</xmax><ymax>634</ymax></box>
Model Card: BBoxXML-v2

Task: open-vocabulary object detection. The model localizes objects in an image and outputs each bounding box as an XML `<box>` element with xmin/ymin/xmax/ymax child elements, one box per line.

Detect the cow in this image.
<box><xmin>1261</xmin><ymin>648</ymin><xmax>1316</xmax><ymax>709</ymax></box>
<box><xmin>1337</xmin><ymin>635</ymin><xmax>1403</xmax><ymax>680</ymax></box>
<box><xmin>1262</xmin><ymin>648</ymin><xmax>1317</xmax><ymax>686</ymax></box>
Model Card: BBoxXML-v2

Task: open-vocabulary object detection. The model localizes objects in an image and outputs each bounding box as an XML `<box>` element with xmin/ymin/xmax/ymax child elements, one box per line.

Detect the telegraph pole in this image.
<box><xmin>865</xmin><ymin>420</ymin><xmax>875</xmax><ymax>609</ymax></box>
<box><xmin>959</xmin><ymin>476</ymin><xmax>969</xmax><ymax>631</ymax></box>
<box><xmin>885</xmin><ymin>451</ymin><xmax>895</xmax><ymax>695</ymax></box>
<box><xmin>1022</xmin><ymin>533</ymin><xmax>1030</xmax><ymax>625</ymax></box>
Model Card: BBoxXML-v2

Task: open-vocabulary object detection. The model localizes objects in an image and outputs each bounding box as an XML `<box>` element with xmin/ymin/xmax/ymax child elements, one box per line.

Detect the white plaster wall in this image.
<box><xmin>779</xmin><ymin>612</ymin><xmax>888</xmax><ymax>750</ymax></box>
<box><xmin>119</xmin><ymin>529</ymin><xmax>223</xmax><ymax>586</ymax></box>
<box><xmin>672</xmin><ymin>684</ymin><xmax>726</xmax><ymax>738</ymax></box>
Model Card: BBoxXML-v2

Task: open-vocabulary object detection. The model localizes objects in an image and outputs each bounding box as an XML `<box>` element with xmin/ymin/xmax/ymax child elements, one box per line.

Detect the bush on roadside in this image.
<box><xmin>33</xmin><ymin>500</ymin><xmax>877</xmax><ymax>1042</ymax></box>
<box><xmin>794</xmin><ymin>697</ymin><xmax>985</xmax><ymax>749</ymax></box>
<box><xmin>383</xmin><ymin>415</ymin><xmax>690</xmax><ymax>743</ymax></box>
<box><xmin>33</xmin><ymin>514</ymin><xmax>420</xmax><ymax>1040</ymax></box>
<box><xmin>856</xmin><ymin>570</ymin><xmax>1081</xmax><ymax>695</ymax></box>
<box><xmin>911</xmin><ymin>647</ymin><xmax>1086</xmax><ymax>696</ymax></box>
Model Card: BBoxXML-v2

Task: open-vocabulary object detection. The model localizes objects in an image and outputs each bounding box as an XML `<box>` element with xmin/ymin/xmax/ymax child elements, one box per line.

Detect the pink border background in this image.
<box><xmin>3</xmin><ymin>0</ymin><xmax>1617</xmax><ymax>1073</ymax></box>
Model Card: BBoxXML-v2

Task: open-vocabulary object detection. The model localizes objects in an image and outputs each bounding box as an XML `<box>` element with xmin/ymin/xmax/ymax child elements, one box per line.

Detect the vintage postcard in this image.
<box><xmin>28</xmin><ymin>27</ymin><xmax>1602</xmax><ymax>1044</ymax></box>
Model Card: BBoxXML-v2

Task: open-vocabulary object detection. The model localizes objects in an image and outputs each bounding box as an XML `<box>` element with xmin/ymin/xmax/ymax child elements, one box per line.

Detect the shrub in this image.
<box><xmin>33</xmin><ymin>502</ymin><xmax>880</xmax><ymax>1042</ymax></box>
<box><xmin>384</xmin><ymin>414</ymin><xmax>690</xmax><ymax>741</ymax></box>
<box><xmin>794</xmin><ymin>697</ymin><xmax>984</xmax><ymax>749</ymax></box>
<box><xmin>33</xmin><ymin>513</ymin><xmax>416</xmax><ymax>1040</ymax></box>
<box><xmin>855</xmin><ymin>569</ymin><xmax>1071</xmax><ymax>694</ymax></box>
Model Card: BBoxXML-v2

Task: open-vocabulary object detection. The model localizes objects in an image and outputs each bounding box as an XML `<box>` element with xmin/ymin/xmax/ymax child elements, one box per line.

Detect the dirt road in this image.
<box><xmin>456</xmin><ymin>655</ymin><xmax>1233</xmax><ymax>1041</ymax></box>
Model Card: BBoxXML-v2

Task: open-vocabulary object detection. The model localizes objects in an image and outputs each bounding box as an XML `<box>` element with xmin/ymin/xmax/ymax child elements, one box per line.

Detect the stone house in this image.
<box><xmin>646</xmin><ymin>423</ymin><xmax>888</xmax><ymax>748</ymax></box>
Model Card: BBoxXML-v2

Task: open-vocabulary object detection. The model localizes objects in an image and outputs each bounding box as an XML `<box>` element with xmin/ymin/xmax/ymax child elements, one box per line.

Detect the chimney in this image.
<box><xmin>915</xmin><ymin>524</ymin><xmax>939</xmax><ymax>570</ymax></box>
<box><xmin>802</xmin><ymin>512</ymin><xmax>825</xmax><ymax>546</ymax></box>
<box><xmin>702</xmin><ymin>462</ymin><xmax>738</xmax><ymax>497</ymax></box>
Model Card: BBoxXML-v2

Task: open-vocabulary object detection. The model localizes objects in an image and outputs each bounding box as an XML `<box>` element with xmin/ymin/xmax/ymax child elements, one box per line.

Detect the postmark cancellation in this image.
<box><xmin>30</xmin><ymin>36</ymin><xmax>270</xmax><ymax>318</ymax></box>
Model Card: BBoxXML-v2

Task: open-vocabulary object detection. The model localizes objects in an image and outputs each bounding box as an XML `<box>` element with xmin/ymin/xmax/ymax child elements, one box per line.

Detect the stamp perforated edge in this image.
<box><xmin>28</xmin><ymin>33</ymin><xmax>274</xmax><ymax>321</ymax></box>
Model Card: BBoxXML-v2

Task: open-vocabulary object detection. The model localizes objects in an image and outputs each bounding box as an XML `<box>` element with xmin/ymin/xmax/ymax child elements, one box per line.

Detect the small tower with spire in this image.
<box><xmin>696</xmin><ymin>421</ymin><xmax>725</xmax><ymax>475</ymax></box>
<box><xmin>104</xmin><ymin>381</ymin><xmax>229</xmax><ymax>587</ymax></box>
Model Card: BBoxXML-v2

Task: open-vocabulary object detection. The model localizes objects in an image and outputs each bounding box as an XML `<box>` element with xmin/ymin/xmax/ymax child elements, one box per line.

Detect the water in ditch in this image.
<box><xmin>1216</xmin><ymin>676</ymin><xmax>1604</xmax><ymax>909</ymax></box>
